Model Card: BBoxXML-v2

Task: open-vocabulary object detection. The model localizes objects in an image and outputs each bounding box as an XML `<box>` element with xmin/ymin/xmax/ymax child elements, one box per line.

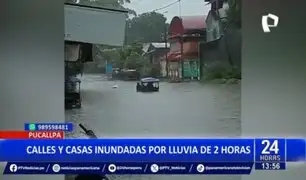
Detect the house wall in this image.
<box><xmin>183</xmin><ymin>41</ymin><xmax>199</xmax><ymax>55</ymax></box>
<box><xmin>153</xmin><ymin>49</ymin><xmax>168</xmax><ymax>63</ymax></box>
<box><xmin>169</xmin><ymin>39</ymin><xmax>202</xmax><ymax>59</ymax></box>
<box><xmin>200</xmin><ymin>27</ymin><xmax>241</xmax><ymax>69</ymax></box>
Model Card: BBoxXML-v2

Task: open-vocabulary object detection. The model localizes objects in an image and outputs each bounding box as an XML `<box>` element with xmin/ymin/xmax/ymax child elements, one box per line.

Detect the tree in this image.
<box><xmin>126</xmin><ymin>12</ymin><xmax>168</xmax><ymax>44</ymax></box>
<box><xmin>118</xmin><ymin>42</ymin><xmax>145</xmax><ymax>69</ymax></box>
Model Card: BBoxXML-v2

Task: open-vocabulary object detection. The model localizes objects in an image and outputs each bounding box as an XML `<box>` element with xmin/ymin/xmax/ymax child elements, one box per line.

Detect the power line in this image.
<box><xmin>152</xmin><ymin>0</ymin><xmax>182</xmax><ymax>12</ymax></box>
<box><xmin>178</xmin><ymin>0</ymin><xmax>181</xmax><ymax>17</ymax></box>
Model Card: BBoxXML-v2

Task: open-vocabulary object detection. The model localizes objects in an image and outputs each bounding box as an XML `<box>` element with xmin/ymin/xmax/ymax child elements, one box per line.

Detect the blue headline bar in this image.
<box><xmin>0</xmin><ymin>139</ymin><xmax>254</xmax><ymax>162</ymax></box>
<box><xmin>286</xmin><ymin>139</ymin><xmax>306</xmax><ymax>161</ymax></box>
<box><xmin>24</xmin><ymin>123</ymin><xmax>73</xmax><ymax>132</ymax></box>
<box><xmin>0</xmin><ymin>139</ymin><xmax>304</xmax><ymax>162</ymax></box>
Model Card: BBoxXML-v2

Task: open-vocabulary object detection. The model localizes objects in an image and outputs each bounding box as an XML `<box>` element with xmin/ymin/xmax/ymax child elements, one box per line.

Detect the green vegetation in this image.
<box><xmin>201</xmin><ymin>62</ymin><xmax>240</xmax><ymax>84</ymax></box>
<box><xmin>84</xmin><ymin>42</ymin><xmax>161</xmax><ymax>77</ymax></box>
<box><xmin>125</xmin><ymin>12</ymin><xmax>168</xmax><ymax>44</ymax></box>
<box><xmin>200</xmin><ymin>0</ymin><xmax>241</xmax><ymax>84</ymax></box>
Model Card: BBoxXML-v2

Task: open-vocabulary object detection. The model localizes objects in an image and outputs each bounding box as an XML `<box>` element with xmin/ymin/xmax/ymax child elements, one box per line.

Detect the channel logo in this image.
<box><xmin>9</xmin><ymin>164</ymin><xmax>18</xmax><ymax>172</ymax></box>
<box><xmin>262</xmin><ymin>13</ymin><xmax>279</xmax><ymax>33</ymax></box>
<box><xmin>108</xmin><ymin>164</ymin><xmax>116</xmax><ymax>173</ymax></box>
<box><xmin>150</xmin><ymin>164</ymin><xmax>159</xmax><ymax>173</ymax></box>
<box><xmin>52</xmin><ymin>164</ymin><xmax>61</xmax><ymax>173</ymax></box>
<box><xmin>196</xmin><ymin>164</ymin><xmax>205</xmax><ymax>173</ymax></box>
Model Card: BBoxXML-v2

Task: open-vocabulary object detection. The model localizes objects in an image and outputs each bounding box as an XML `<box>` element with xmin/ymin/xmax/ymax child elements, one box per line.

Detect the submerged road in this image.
<box><xmin>65</xmin><ymin>74</ymin><xmax>241</xmax><ymax>180</ymax></box>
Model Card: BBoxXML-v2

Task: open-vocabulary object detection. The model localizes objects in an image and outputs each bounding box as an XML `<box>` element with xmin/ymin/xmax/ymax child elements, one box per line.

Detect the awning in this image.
<box><xmin>65</xmin><ymin>3</ymin><xmax>127</xmax><ymax>46</ymax></box>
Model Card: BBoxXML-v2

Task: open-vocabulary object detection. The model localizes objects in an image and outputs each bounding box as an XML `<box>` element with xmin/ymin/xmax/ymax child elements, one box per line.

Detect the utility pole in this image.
<box><xmin>180</xmin><ymin>36</ymin><xmax>184</xmax><ymax>81</ymax></box>
<box><xmin>178</xmin><ymin>0</ymin><xmax>183</xmax><ymax>81</ymax></box>
<box><xmin>165</xmin><ymin>25</ymin><xmax>168</xmax><ymax>77</ymax></box>
<box><xmin>163</xmin><ymin>11</ymin><xmax>169</xmax><ymax>78</ymax></box>
<box><xmin>178</xmin><ymin>0</ymin><xmax>181</xmax><ymax>17</ymax></box>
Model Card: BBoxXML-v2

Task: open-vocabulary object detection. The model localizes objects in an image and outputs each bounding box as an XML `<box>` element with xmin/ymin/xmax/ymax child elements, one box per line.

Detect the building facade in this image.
<box><xmin>142</xmin><ymin>43</ymin><xmax>170</xmax><ymax>77</ymax></box>
<box><xmin>167</xmin><ymin>16</ymin><xmax>206</xmax><ymax>81</ymax></box>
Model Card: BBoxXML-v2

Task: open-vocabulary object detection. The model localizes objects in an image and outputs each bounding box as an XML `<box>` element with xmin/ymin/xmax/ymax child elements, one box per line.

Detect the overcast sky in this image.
<box><xmin>125</xmin><ymin>0</ymin><xmax>211</xmax><ymax>22</ymax></box>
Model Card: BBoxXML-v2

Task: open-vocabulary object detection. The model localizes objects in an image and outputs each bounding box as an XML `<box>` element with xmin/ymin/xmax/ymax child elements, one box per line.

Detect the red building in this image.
<box><xmin>167</xmin><ymin>16</ymin><xmax>206</xmax><ymax>81</ymax></box>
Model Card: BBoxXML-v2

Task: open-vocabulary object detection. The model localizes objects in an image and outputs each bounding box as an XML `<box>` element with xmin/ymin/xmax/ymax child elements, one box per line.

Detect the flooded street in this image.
<box><xmin>65</xmin><ymin>74</ymin><xmax>241</xmax><ymax>180</ymax></box>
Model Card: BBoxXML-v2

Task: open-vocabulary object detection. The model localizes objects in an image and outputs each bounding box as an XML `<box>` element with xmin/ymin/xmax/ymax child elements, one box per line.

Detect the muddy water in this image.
<box><xmin>65</xmin><ymin>74</ymin><xmax>241</xmax><ymax>180</ymax></box>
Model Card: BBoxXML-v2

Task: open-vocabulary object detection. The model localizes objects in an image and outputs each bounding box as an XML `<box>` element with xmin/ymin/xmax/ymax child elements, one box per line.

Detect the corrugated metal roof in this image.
<box><xmin>151</xmin><ymin>43</ymin><xmax>170</xmax><ymax>48</ymax></box>
<box><xmin>142</xmin><ymin>43</ymin><xmax>151</xmax><ymax>52</ymax></box>
<box><xmin>142</xmin><ymin>43</ymin><xmax>169</xmax><ymax>53</ymax></box>
<box><xmin>168</xmin><ymin>15</ymin><xmax>206</xmax><ymax>37</ymax></box>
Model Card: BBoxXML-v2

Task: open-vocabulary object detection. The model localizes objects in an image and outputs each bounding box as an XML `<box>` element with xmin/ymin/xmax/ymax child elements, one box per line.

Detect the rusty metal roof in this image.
<box><xmin>180</xmin><ymin>16</ymin><xmax>207</xmax><ymax>30</ymax></box>
<box><xmin>169</xmin><ymin>15</ymin><xmax>206</xmax><ymax>37</ymax></box>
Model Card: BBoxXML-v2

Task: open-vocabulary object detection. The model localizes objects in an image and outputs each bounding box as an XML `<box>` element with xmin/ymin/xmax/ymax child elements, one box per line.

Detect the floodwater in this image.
<box><xmin>65</xmin><ymin>74</ymin><xmax>241</xmax><ymax>180</ymax></box>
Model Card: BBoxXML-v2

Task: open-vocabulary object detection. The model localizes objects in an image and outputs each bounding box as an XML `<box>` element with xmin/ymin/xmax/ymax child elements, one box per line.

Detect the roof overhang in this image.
<box><xmin>65</xmin><ymin>3</ymin><xmax>128</xmax><ymax>46</ymax></box>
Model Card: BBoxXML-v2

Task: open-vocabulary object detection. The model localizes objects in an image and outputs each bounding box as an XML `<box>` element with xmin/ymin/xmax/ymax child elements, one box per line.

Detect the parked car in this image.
<box><xmin>121</xmin><ymin>69</ymin><xmax>140</xmax><ymax>81</ymax></box>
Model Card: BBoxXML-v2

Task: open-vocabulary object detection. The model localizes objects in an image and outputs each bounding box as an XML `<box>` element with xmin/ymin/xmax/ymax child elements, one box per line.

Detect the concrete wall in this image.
<box><xmin>0</xmin><ymin>1</ymin><xmax>64</xmax><ymax>180</ymax></box>
<box><xmin>200</xmin><ymin>27</ymin><xmax>241</xmax><ymax>69</ymax></box>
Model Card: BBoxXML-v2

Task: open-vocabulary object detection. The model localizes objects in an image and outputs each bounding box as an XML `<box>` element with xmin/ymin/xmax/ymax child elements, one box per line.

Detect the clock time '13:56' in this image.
<box><xmin>261</xmin><ymin>162</ymin><xmax>282</xmax><ymax>170</ymax></box>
